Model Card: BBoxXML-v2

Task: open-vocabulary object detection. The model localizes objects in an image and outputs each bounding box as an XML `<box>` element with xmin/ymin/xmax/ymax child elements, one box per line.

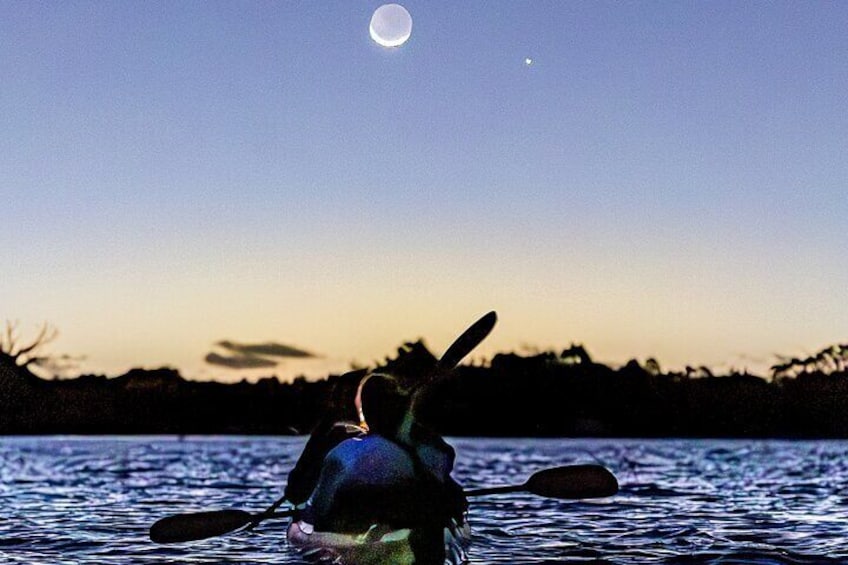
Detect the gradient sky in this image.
<box><xmin>3</xmin><ymin>2</ymin><xmax>846</xmax><ymax>382</ymax></box>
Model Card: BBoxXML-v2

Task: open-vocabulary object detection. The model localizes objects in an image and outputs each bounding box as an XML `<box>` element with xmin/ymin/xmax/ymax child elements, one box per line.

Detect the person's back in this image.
<box><xmin>298</xmin><ymin>432</ymin><xmax>464</xmax><ymax>564</ymax></box>
<box><xmin>295</xmin><ymin>374</ymin><xmax>466</xmax><ymax>563</ymax></box>
<box><xmin>285</xmin><ymin>367</ymin><xmax>457</xmax><ymax>507</ymax></box>
<box><xmin>304</xmin><ymin>434</ymin><xmax>419</xmax><ymax>531</ymax></box>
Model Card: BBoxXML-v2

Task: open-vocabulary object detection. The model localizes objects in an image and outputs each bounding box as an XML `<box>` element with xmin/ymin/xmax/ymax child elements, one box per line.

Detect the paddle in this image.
<box><xmin>406</xmin><ymin>311</ymin><xmax>497</xmax><ymax>422</ymax></box>
<box><xmin>150</xmin><ymin>508</ymin><xmax>294</xmax><ymax>544</ymax></box>
<box><xmin>153</xmin><ymin>312</ymin><xmax>500</xmax><ymax>545</ymax></box>
<box><xmin>464</xmin><ymin>464</ymin><xmax>619</xmax><ymax>500</ymax></box>
<box><xmin>149</xmin><ymin>463</ymin><xmax>617</xmax><ymax>544</ymax></box>
<box><xmin>434</xmin><ymin>310</ymin><xmax>497</xmax><ymax>375</ymax></box>
<box><xmin>257</xmin><ymin>312</ymin><xmax>499</xmax><ymax>526</ymax></box>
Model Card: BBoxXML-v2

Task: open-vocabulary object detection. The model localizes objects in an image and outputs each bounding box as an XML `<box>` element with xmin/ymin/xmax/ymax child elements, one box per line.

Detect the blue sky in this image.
<box><xmin>3</xmin><ymin>2</ymin><xmax>846</xmax><ymax>381</ymax></box>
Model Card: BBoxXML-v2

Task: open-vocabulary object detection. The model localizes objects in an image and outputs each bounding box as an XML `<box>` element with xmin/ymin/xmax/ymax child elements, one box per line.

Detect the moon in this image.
<box><xmin>369</xmin><ymin>4</ymin><xmax>412</xmax><ymax>48</ymax></box>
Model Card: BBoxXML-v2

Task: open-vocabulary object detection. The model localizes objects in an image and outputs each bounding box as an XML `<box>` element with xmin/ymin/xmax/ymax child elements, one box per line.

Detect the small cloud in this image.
<box><xmin>216</xmin><ymin>340</ymin><xmax>318</xmax><ymax>359</ymax></box>
<box><xmin>204</xmin><ymin>352</ymin><xmax>278</xmax><ymax>370</ymax></box>
<box><xmin>205</xmin><ymin>339</ymin><xmax>320</xmax><ymax>370</ymax></box>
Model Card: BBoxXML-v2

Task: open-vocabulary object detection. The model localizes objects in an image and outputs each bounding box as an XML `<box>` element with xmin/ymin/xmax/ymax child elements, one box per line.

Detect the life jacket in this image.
<box><xmin>303</xmin><ymin>434</ymin><xmax>465</xmax><ymax>534</ymax></box>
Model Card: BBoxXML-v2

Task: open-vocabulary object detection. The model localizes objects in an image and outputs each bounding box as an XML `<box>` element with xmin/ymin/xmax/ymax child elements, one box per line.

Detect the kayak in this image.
<box><xmin>287</xmin><ymin>516</ymin><xmax>470</xmax><ymax>565</ymax></box>
<box><xmin>285</xmin><ymin>435</ymin><xmax>470</xmax><ymax>564</ymax></box>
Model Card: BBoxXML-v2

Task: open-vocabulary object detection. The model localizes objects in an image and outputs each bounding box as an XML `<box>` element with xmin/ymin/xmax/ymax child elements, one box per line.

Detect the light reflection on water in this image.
<box><xmin>1</xmin><ymin>437</ymin><xmax>847</xmax><ymax>564</ymax></box>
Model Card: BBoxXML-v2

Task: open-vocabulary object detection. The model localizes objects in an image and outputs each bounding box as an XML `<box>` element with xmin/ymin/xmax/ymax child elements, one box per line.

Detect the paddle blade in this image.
<box><xmin>525</xmin><ymin>464</ymin><xmax>618</xmax><ymax>500</ymax></box>
<box><xmin>150</xmin><ymin>509</ymin><xmax>254</xmax><ymax>544</ymax></box>
<box><xmin>437</xmin><ymin>311</ymin><xmax>497</xmax><ymax>372</ymax></box>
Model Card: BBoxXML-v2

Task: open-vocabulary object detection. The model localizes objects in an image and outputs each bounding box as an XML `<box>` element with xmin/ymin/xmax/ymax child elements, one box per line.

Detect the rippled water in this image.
<box><xmin>1</xmin><ymin>437</ymin><xmax>847</xmax><ymax>564</ymax></box>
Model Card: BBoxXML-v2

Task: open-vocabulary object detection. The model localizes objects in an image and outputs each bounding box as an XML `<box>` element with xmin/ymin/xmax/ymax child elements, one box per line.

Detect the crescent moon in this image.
<box><xmin>369</xmin><ymin>4</ymin><xmax>413</xmax><ymax>48</ymax></box>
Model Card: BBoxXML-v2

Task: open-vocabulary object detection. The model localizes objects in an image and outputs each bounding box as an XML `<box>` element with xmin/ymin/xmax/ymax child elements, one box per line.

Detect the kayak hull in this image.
<box><xmin>287</xmin><ymin>517</ymin><xmax>471</xmax><ymax>565</ymax></box>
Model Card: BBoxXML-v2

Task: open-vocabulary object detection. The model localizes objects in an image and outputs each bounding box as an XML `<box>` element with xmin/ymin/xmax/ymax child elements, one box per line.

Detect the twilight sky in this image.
<box><xmin>3</xmin><ymin>2</ymin><xmax>846</xmax><ymax>382</ymax></box>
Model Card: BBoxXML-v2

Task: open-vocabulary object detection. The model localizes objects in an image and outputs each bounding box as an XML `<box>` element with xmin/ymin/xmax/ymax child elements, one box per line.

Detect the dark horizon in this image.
<box><xmin>2</xmin><ymin>337</ymin><xmax>848</xmax><ymax>438</ymax></box>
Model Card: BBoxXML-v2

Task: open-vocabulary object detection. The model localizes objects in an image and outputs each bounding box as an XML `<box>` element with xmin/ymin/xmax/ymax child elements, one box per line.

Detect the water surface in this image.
<box><xmin>1</xmin><ymin>437</ymin><xmax>846</xmax><ymax>564</ymax></box>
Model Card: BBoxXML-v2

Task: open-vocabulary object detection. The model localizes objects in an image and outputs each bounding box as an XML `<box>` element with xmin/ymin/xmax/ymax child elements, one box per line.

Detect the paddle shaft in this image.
<box><xmin>465</xmin><ymin>484</ymin><xmax>525</xmax><ymax>497</ymax></box>
<box><xmin>150</xmin><ymin>482</ymin><xmax>529</xmax><ymax>544</ymax></box>
<box><xmin>245</xmin><ymin>492</ymin><xmax>288</xmax><ymax>531</ymax></box>
<box><xmin>150</xmin><ymin>463</ymin><xmax>617</xmax><ymax>543</ymax></box>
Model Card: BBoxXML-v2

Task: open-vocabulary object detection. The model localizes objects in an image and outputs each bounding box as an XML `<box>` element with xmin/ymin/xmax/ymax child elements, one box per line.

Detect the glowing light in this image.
<box><xmin>370</xmin><ymin>4</ymin><xmax>412</xmax><ymax>48</ymax></box>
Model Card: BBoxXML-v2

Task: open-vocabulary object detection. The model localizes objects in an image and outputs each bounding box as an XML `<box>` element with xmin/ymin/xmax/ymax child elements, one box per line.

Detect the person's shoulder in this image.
<box><xmin>329</xmin><ymin>433</ymin><xmax>396</xmax><ymax>455</ymax></box>
<box><xmin>326</xmin><ymin>433</ymin><xmax>413</xmax><ymax>471</ymax></box>
<box><xmin>324</xmin><ymin>434</ymin><xmax>416</xmax><ymax>485</ymax></box>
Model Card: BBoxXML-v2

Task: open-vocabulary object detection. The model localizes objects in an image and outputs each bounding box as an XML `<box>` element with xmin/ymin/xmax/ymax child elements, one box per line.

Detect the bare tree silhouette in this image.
<box><xmin>0</xmin><ymin>321</ymin><xmax>60</xmax><ymax>379</ymax></box>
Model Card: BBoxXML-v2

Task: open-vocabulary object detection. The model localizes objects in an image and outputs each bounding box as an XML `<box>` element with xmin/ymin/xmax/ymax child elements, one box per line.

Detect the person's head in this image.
<box><xmin>355</xmin><ymin>372</ymin><xmax>409</xmax><ymax>435</ymax></box>
<box><xmin>327</xmin><ymin>368</ymin><xmax>368</xmax><ymax>422</ymax></box>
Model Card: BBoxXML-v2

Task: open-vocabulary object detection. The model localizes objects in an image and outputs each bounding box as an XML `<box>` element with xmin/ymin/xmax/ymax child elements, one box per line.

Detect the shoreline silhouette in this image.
<box><xmin>2</xmin><ymin>336</ymin><xmax>847</xmax><ymax>438</ymax></box>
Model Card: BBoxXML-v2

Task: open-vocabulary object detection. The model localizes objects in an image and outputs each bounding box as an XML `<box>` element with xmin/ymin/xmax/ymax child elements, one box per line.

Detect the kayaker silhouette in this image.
<box><xmin>287</xmin><ymin>371</ymin><xmax>467</xmax><ymax>563</ymax></box>
<box><xmin>284</xmin><ymin>342</ymin><xmax>450</xmax><ymax>508</ymax></box>
<box><xmin>284</xmin><ymin>312</ymin><xmax>496</xmax><ymax>563</ymax></box>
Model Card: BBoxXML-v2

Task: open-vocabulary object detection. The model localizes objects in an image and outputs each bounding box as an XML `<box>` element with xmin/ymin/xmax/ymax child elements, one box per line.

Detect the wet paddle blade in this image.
<box><xmin>436</xmin><ymin>311</ymin><xmax>497</xmax><ymax>372</ymax></box>
<box><xmin>149</xmin><ymin>509</ymin><xmax>254</xmax><ymax>543</ymax></box>
<box><xmin>525</xmin><ymin>464</ymin><xmax>618</xmax><ymax>500</ymax></box>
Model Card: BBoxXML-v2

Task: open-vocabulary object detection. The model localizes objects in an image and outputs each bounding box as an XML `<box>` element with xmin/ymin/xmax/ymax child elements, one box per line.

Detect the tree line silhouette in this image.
<box><xmin>2</xmin><ymin>322</ymin><xmax>848</xmax><ymax>437</ymax></box>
